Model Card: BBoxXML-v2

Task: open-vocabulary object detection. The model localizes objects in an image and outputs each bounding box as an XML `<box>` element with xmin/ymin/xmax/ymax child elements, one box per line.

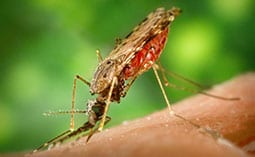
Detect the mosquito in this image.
<box><xmin>33</xmin><ymin>7</ymin><xmax>239</xmax><ymax>152</ymax></box>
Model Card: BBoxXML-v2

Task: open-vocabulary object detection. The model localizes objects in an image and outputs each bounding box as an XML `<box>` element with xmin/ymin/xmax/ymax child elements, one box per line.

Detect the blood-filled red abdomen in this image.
<box><xmin>123</xmin><ymin>28</ymin><xmax>168</xmax><ymax>80</ymax></box>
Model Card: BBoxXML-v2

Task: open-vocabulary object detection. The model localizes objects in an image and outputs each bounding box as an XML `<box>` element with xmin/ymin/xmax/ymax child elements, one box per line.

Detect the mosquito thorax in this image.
<box><xmin>90</xmin><ymin>59</ymin><xmax>118</xmax><ymax>94</ymax></box>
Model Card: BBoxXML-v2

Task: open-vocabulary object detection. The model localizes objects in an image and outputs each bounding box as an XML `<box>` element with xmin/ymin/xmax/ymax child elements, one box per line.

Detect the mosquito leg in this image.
<box><xmin>152</xmin><ymin>64</ymin><xmax>222</xmax><ymax>139</ymax></box>
<box><xmin>34</xmin><ymin>75</ymin><xmax>90</xmax><ymax>152</ymax></box>
<box><xmin>71</xmin><ymin>75</ymin><xmax>91</xmax><ymax>131</ymax></box>
<box><xmin>166</xmin><ymin>83</ymin><xmax>240</xmax><ymax>101</ymax></box>
<box><xmin>75</xmin><ymin>75</ymin><xmax>91</xmax><ymax>86</ymax></box>
<box><xmin>33</xmin><ymin>129</ymin><xmax>71</xmax><ymax>152</ymax></box>
<box><xmin>156</xmin><ymin>61</ymin><xmax>207</xmax><ymax>89</ymax></box>
<box><xmin>152</xmin><ymin>64</ymin><xmax>174</xmax><ymax>114</ymax></box>
<box><xmin>71</xmin><ymin>77</ymin><xmax>77</xmax><ymax>131</ymax></box>
<box><xmin>98</xmin><ymin>77</ymin><xmax>117</xmax><ymax>132</ymax></box>
<box><xmin>155</xmin><ymin>63</ymin><xmax>239</xmax><ymax>101</ymax></box>
<box><xmin>96</xmin><ymin>49</ymin><xmax>103</xmax><ymax>62</ymax></box>
<box><xmin>155</xmin><ymin>62</ymin><xmax>170</xmax><ymax>86</ymax></box>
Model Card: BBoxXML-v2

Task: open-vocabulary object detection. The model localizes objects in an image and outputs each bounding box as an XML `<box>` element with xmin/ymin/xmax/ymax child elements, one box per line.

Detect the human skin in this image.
<box><xmin>26</xmin><ymin>73</ymin><xmax>255</xmax><ymax>157</ymax></box>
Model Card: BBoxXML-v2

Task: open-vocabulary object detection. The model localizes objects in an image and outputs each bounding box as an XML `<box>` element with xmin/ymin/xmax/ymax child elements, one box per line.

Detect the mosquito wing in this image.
<box><xmin>108</xmin><ymin>7</ymin><xmax>181</xmax><ymax>65</ymax></box>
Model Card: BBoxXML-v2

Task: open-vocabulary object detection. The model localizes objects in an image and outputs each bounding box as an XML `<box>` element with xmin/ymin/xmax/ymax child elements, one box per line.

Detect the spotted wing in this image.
<box><xmin>108</xmin><ymin>7</ymin><xmax>181</xmax><ymax>65</ymax></box>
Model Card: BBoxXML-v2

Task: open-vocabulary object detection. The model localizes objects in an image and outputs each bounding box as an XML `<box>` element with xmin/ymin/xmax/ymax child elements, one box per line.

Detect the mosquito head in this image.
<box><xmin>90</xmin><ymin>59</ymin><xmax>117</xmax><ymax>94</ymax></box>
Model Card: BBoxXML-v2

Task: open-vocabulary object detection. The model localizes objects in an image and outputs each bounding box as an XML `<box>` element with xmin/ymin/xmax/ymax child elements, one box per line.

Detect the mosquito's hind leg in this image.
<box><xmin>152</xmin><ymin>64</ymin><xmax>221</xmax><ymax>139</ymax></box>
<box><xmin>152</xmin><ymin>64</ymin><xmax>174</xmax><ymax>114</ymax></box>
<box><xmin>157</xmin><ymin>62</ymin><xmax>207</xmax><ymax>89</ymax></box>
<box><xmin>155</xmin><ymin>62</ymin><xmax>239</xmax><ymax>100</ymax></box>
<box><xmin>71</xmin><ymin>75</ymin><xmax>91</xmax><ymax>131</ymax></box>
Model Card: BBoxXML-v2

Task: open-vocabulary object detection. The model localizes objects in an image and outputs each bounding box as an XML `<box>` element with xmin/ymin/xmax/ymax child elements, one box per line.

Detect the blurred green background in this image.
<box><xmin>0</xmin><ymin>0</ymin><xmax>254</xmax><ymax>153</ymax></box>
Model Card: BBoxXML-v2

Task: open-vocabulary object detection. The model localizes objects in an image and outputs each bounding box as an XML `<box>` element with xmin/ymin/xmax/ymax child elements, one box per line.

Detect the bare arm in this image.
<box><xmin>30</xmin><ymin>73</ymin><xmax>255</xmax><ymax>157</ymax></box>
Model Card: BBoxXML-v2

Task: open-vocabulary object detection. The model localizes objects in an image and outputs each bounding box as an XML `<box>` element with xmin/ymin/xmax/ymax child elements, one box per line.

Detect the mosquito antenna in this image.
<box><xmin>166</xmin><ymin>83</ymin><xmax>240</xmax><ymax>101</ymax></box>
<box><xmin>43</xmin><ymin>110</ymin><xmax>87</xmax><ymax>116</ymax></box>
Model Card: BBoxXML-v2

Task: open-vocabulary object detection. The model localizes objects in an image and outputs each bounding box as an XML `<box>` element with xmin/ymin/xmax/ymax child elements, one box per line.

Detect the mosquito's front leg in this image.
<box><xmin>71</xmin><ymin>75</ymin><xmax>91</xmax><ymax>131</ymax></box>
<box><xmin>98</xmin><ymin>76</ymin><xmax>117</xmax><ymax>131</ymax></box>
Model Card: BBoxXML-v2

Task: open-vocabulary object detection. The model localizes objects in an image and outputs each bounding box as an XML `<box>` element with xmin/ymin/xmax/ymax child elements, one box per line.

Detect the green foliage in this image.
<box><xmin>0</xmin><ymin>0</ymin><xmax>254</xmax><ymax>152</ymax></box>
